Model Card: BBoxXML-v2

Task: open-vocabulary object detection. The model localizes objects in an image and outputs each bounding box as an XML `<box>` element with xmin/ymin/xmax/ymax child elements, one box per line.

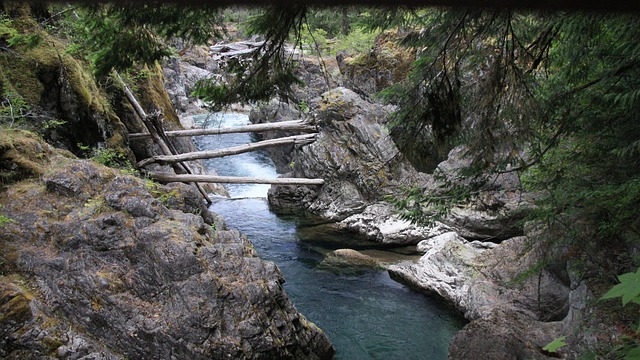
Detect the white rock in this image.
<box><xmin>338</xmin><ymin>203</ymin><xmax>451</xmax><ymax>245</ymax></box>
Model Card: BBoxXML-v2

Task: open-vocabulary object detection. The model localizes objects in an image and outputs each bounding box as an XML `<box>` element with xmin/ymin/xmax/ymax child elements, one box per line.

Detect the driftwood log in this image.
<box><xmin>146</xmin><ymin>173</ymin><xmax>324</xmax><ymax>185</ymax></box>
<box><xmin>115</xmin><ymin>71</ymin><xmax>212</xmax><ymax>204</ymax></box>
<box><xmin>137</xmin><ymin>134</ymin><xmax>317</xmax><ymax>167</ymax></box>
<box><xmin>128</xmin><ymin>119</ymin><xmax>317</xmax><ymax>140</ymax></box>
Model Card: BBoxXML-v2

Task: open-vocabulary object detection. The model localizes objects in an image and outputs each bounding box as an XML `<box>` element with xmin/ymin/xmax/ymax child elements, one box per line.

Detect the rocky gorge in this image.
<box><xmin>0</xmin><ymin>137</ymin><xmax>333</xmax><ymax>359</ymax></box>
<box><xmin>1</xmin><ymin>4</ymin><xmax>623</xmax><ymax>358</ymax></box>
<box><xmin>193</xmin><ymin>40</ymin><xmax>603</xmax><ymax>358</ymax></box>
<box><xmin>257</xmin><ymin>86</ymin><xmax>585</xmax><ymax>359</ymax></box>
<box><xmin>0</xmin><ymin>5</ymin><xmax>334</xmax><ymax>358</ymax></box>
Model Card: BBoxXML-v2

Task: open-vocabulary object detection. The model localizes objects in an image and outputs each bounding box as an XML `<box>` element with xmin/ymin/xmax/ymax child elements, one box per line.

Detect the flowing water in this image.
<box><xmin>192</xmin><ymin>112</ymin><xmax>466</xmax><ymax>360</ymax></box>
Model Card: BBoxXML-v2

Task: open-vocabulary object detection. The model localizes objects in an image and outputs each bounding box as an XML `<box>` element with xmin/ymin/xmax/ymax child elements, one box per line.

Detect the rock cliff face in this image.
<box><xmin>262</xmin><ymin>85</ymin><xmax>588</xmax><ymax>358</ymax></box>
<box><xmin>388</xmin><ymin>230</ymin><xmax>594</xmax><ymax>359</ymax></box>
<box><xmin>0</xmin><ymin>131</ymin><xmax>334</xmax><ymax>359</ymax></box>
<box><xmin>266</xmin><ymin>87</ymin><xmax>530</xmax><ymax>247</ymax></box>
<box><xmin>336</xmin><ymin>30</ymin><xmax>414</xmax><ymax>98</ymax></box>
<box><xmin>1</xmin><ymin>8</ymin><xmax>333</xmax><ymax>357</ymax></box>
<box><xmin>268</xmin><ymin>87</ymin><xmax>428</xmax><ymax>221</ymax></box>
<box><xmin>0</xmin><ymin>5</ymin><xmax>127</xmax><ymax>157</ymax></box>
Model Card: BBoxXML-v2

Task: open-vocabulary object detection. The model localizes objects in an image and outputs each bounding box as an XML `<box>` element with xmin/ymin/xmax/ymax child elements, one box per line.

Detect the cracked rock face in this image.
<box><xmin>0</xmin><ymin>147</ymin><xmax>334</xmax><ymax>359</ymax></box>
<box><xmin>268</xmin><ymin>88</ymin><xmax>430</xmax><ymax>227</ymax></box>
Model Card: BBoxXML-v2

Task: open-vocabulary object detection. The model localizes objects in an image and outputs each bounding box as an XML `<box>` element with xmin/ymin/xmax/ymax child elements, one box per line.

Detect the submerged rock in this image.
<box><xmin>319</xmin><ymin>249</ymin><xmax>382</xmax><ymax>270</ymax></box>
<box><xmin>0</xmin><ymin>136</ymin><xmax>334</xmax><ymax>359</ymax></box>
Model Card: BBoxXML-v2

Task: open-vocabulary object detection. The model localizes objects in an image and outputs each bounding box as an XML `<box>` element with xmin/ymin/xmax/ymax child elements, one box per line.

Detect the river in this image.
<box><xmin>192</xmin><ymin>112</ymin><xmax>465</xmax><ymax>360</ymax></box>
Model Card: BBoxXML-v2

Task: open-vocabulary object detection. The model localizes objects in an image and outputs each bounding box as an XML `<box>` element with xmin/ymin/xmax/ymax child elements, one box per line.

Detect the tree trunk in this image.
<box><xmin>146</xmin><ymin>173</ymin><xmax>324</xmax><ymax>185</ymax></box>
<box><xmin>128</xmin><ymin>119</ymin><xmax>317</xmax><ymax>140</ymax></box>
<box><xmin>137</xmin><ymin>134</ymin><xmax>317</xmax><ymax>167</ymax></box>
<box><xmin>114</xmin><ymin>71</ymin><xmax>212</xmax><ymax>204</ymax></box>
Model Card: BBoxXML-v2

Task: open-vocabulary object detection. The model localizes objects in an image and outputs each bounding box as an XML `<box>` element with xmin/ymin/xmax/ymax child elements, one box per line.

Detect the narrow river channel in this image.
<box><xmin>192</xmin><ymin>112</ymin><xmax>466</xmax><ymax>360</ymax></box>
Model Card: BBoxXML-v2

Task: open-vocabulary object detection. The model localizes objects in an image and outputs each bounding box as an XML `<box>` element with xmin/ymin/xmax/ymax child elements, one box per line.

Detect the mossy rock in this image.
<box><xmin>0</xmin><ymin>129</ymin><xmax>69</xmax><ymax>185</ymax></box>
<box><xmin>0</xmin><ymin>6</ymin><xmax>127</xmax><ymax>154</ymax></box>
<box><xmin>0</xmin><ymin>275</ymin><xmax>34</xmax><ymax>334</ymax></box>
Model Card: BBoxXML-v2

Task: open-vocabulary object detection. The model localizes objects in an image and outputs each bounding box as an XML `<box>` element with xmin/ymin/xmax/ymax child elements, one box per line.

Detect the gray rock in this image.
<box><xmin>163</xmin><ymin>57</ymin><xmax>221</xmax><ymax>115</ymax></box>
<box><xmin>0</xmin><ymin>156</ymin><xmax>334</xmax><ymax>359</ymax></box>
<box><xmin>319</xmin><ymin>249</ymin><xmax>382</xmax><ymax>269</ymax></box>
<box><xmin>388</xmin><ymin>231</ymin><xmax>573</xmax><ymax>359</ymax></box>
<box><xmin>389</xmin><ymin>234</ymin><xmax>570</xmax><ymax>321</ymax></box>
<box><xmin>337</xmin><ymin>203</ymin><xmax>450</xmax><ymax>246</ymax></box>
<box><xmin>434</xmin><ymin>146</ymin><xmax>536</xmax><ymax>241</ymax></box>
<box><xmin>448</xmin><ymin>308</ymin><xmax>564</xmax><ymax>360</ymax></box>
<box><xmin>268</xmin><ymin>87</ymin><xmax>431</xmax><ymax>229</ymax></box>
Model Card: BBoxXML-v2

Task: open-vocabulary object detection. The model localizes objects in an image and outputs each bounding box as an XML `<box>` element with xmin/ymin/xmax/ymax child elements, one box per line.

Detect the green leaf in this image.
<box><xmin>543</xmin><ymin>336</ymin><xmax>567</xmax><ymax>353</ymax></box>
<box><xmin>601</xmin><ymin>269</ymin><xmax>640</xmax><ymax>306</ymax></box>
<box><xmin>625</xmin><ymin>346</ymin><xmax>640</xmax><ymax>360</ymax></box>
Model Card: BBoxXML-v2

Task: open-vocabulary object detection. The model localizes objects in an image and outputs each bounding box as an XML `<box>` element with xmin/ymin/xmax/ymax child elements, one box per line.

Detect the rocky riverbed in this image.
<box><xmin>253</xmin><ymin>86</ymin><xmax>596</xmax><ymax>358</ymax></box>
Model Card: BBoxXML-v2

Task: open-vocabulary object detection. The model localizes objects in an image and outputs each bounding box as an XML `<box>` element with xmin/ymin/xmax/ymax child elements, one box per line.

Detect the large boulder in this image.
<box><xmin>436</xmin><ymin>145</ymin><xmax>536</xmax><ymax>241</ymax></box>
<box><xmin>388</xmin><ymin>230</ymin><xmax>579</xmax><ymax>360</ymax></box>
<box><xmin>389</xmin><ymin>234</ymin><xmax>570</xmax><ymax>321</ymax></box>
<box><xmin>335</xmin><ymin>203</ymin><xmax>451</xmax><ymax>245</ymax></box>
<box><xmin>0</xmin><ymin>135</ymin><xmax>334</xmax><ymax>359</ymax></box>
<box><xmin>448</xmin><ymin>308</ymin><xmax>564</xmax><ymax>360</ymax></box>
<box><xmin>268</xmin><ymin>87</ymin><xmax>430</xmax><ymax>225</ymax></box>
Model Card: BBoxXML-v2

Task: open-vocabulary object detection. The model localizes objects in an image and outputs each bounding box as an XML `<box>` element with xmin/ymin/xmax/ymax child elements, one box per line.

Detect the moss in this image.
<box><xmin>0</xmin><ymin>51</ymin><xmax>45</xmax><ymax>105</ymax></box>
<box><xmin>1</xmin><ymin>6</ymin><xmax>127</xmax><ymax>153</ymax></box>
<box><xmin>0</xmin><ymin>275</ymin><xmax>34</xmax><ymax>328</ymax></box>
<box><xmin>135</xmin><ymin>63</ymin><xmax>181</xmax><ymax>127</ymax></box>
<box><xmin>317</xmin><ymin>91</ymin><xmax>349</xmax><ymax>115</ymax></box>
<box><xmin>90</xmin><ymin>296</ymin><xmax>103</xmax><ymax>311</ymax></box>
<box><xmin>0</xmin><ymin>130</ymin><xmax>59</xmax><ymax>184</ymax></box>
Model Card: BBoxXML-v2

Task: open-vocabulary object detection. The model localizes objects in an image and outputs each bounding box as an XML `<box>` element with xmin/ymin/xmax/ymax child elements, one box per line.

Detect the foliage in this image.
<box><xmin>192</xmin><ymin>6</ymin><xmax>307</xmax><ymax>110</ymax></box>
<box><xmin>0</xmin><ymin>205</ymin><xmax>12</xmax><ymax>227</ymax></box>
<box><xmin>72</xmin><ymin>4</ymin><xmax>225</xmax><ymax>76</ymax></box>
<box><xmin>369</xmin><ymin>10</ymin><xmax>640</xmax><ymax>264</ymax></box>
<box><xmin>0</xmin><ymin>14</ymin><xmax>42</xmax><ymax>49</ymax></box>
<box><xmin>332</xmin><ymin>27</ymin><xmax>379</xmax><ymax>54</ymax></box>
<box><xmin>601</xmin><ymin>268</ymin><xmax>640</xmax><ymax>306</ymax></box>
<box><xmin>366</xmin><ymin>11</ymin><xmax>640</xmax><ymax>355</ymax></box>
<box><xmin>0</xmin><ymin>84</ymin><xmax>31</xmax><ymax>127</ymax></box>
<box><xmin>143</xmin><ymin>178</ymin><xmax>177</xmax><ymax>204</ymax></box>
<box><xmin>299</xmin><ymin>23</ymin><xmax>329</xmax><ymax>55</ymax></box>
<box><xmin>0</xmin><ymin>215</ymin><xmax>11</xmax><ymax>226</ymax></box>
<box><xmin>543</xmin><ymin>336</ymin><xmax>568</xmax><ymax>354</ymax></box>
<box><xmin>600</xmin><ymin>268</ymin><xmax>640</xmax><ymax>359</ymax></box>
<box><xmin>91</xmin><ymin>147</ymin><xmax>128</xmax><ymax>168</ymax></box>
<box><xmin>80</xmin><ymin>145</ymin><xmax>134</xmax><ymax>172</ymax></box>
<box><xmin>305</xmin><ymin>7</ymin><xmax>355</xmax><ymax>38</ymax></box>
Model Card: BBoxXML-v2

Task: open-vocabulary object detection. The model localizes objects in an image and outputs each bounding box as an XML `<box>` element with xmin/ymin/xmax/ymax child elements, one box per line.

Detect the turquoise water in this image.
<box><xmin>193</xmin><ymin>112</ymin><xmax>466</xmax><ymax>359</ymax></box>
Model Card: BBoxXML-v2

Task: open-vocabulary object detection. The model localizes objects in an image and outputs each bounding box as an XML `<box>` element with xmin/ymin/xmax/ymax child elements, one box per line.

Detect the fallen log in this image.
<box><xmin>114</xmin><ymin>70</ymin><xmax>212</xmax><ymax>204</ymax></box>
<box><xmin>147</xmin><ymin>173</ymin><xmax>324</xmax><ymax>185</ymax></box>
<box><xmin>138</xmin><ymin>134</ymin><xmax>317</xmax><ymax>167</ymax></box>
<box><xmin>129</xmin><ymin>119</ymin><xmax>317</xmax><ymax>140</ymax></box>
